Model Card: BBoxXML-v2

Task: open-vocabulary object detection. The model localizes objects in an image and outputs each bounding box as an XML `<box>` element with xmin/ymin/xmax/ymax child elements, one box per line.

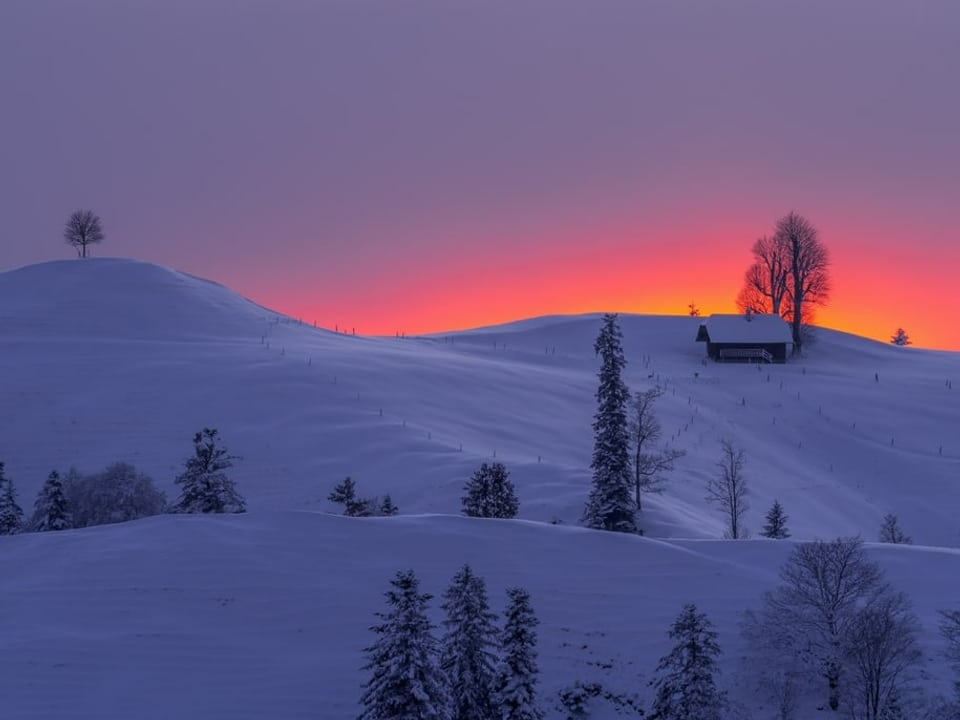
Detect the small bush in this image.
<box><xmin>63</xmin><ymin>463</ymin><xmax>166</xmax><ymax>528</ymax></box>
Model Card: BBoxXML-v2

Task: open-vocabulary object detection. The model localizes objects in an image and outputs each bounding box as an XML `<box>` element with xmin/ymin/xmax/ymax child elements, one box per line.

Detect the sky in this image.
<box><xmin>1</xmin><ymin>0</ymin><xmax>958</xmax><ymax>348</ymax></box>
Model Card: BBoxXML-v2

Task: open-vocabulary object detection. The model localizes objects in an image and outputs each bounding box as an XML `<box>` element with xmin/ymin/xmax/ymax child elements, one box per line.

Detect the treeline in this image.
<box><xmin>358</xmin><ymin>565</ymin><xmax>543</xmax><ymax>720</ymax></box>
<box><xmin>0</xmin><ymin>427</ymin><xmax>246</xmax><ymax>535</ymax></box>
<box><xmin>358</xmin><ymin>538</ymin><xmax>960</xmax><ymax>719</ymax></box>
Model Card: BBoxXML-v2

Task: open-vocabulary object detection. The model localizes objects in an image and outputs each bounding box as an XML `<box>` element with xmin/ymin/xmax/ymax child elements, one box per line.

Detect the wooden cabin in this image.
<box><xmin>695</xmin><ymin>312</ymin><xmax>794</xmax><ymax>363</ymax></box>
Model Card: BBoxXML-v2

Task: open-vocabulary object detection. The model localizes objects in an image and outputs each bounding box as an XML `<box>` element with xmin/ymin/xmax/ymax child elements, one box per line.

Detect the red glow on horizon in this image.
<box><xmin>254</xmin><ymin>223</ymin><xmax>960</xmax><ymax>351</ymax></box>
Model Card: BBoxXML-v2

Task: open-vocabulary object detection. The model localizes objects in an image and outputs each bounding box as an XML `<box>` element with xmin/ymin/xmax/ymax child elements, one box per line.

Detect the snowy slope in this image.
<box><xmin>1</xmin><ymin>258</ymin><xmax>959</xmax><ymax>719</ymax></box>
<box><xmin>1</xmin><ymin>513</ymin><xmax>957</xmax><ymax>720</ymax></box>
<box><xmin>1</xmin><ymin>258</ymin><xmax>957</xmax><ymax>544</ymax></box>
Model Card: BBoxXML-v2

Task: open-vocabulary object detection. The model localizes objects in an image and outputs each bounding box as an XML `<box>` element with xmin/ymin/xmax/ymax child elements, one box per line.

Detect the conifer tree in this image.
<box><xmin>890</xmin><ymin>329</ymin><xmax>911</xmax><ymax>347</ymax></box>
<box><xmin>379</xmin><ymin>494</ymin><xmax>399</xmax><ymax>516</ymax></box>
<box><xmin>0</xmin><ymin>462</ymin><xmax>24</xmax><ymax>535</ymax></box>
<box><xmin>879</xmin><ymin>513</ymin><xmax>912</xmax><ymax>544</ymax></box>
<box><xmin>329</xmin><ymin>477</ymin><xmax>375</xmax><ymax>517</ymax></box>
<box><xmin>648</xmin><ymin>604</ymin><xmax>724</xmax><ymax>720</ymax></box>
<box><xmin>462</xmin><ymin>462</ymin><xmax>519</xmax><ymax>519</ymax></box>
<box><xmin>440</xmin><ymin>565</ymin><xmax>499</xmax><ymax>720</ymax></box>
<box><xmin>760</xmin><ymin>500</ymin><xmax>790</xmax><ymax>539</ymax></box>
<box><xmin>495</xmin><ymin>587</ymin><xmax>544</xmax><ymax>720</ymax></box>
<box><xmin>583</xmin><ymin>313</ymin><xmax>637</xmax><ymax>533</ymax></box>
<box><xmin>359</xmin><ymin>569</ymin><xmax>448</xmax><ymax>720</ymax></box>
<box><xmin>173</xmin><ymin>428</ymin><xmax>245</xmax><ymax>513</ymax></box>
<box><xmin>31</xmin><ymin>470</ymin><xmax>72</xmax><ymax>531</ymax></box>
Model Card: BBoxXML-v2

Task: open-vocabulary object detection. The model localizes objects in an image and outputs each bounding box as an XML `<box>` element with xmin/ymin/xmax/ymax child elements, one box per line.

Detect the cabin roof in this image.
<box><xmin>698</xmin><ymin>313</ymin><xmax>794</xmax><ymax>344</ymax></box>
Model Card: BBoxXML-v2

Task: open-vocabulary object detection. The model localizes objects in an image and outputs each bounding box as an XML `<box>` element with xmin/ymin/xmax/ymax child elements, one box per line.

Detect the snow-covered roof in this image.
<box><xmin>701</xmin><ymin>313</ymin><xmax>794</xmax><ymax>344</ymax></box>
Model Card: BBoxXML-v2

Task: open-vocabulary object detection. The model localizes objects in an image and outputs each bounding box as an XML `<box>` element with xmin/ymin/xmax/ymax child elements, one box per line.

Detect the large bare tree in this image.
<box><xmin>842</xmin><ymin>591</ymin><xmax>922</xmax><ymax>720</ymax></box>
<box><xmin>64</xmin><ymin>209</ymin><xmax>105</xmax><ymax>258</ymax></box>
<box><xmin>747</xmin><ymin>537</ymin><xmax>887</xmax><ymax>712</ymax></box>
<box><xmin>737</xmin><ymin>235</ymin><xmax>789</xmax><ymax>316</ymax></box>
<box><xmin>736</xmin><ymin>212</ymin><xmax>830</xmax><ymax>354</ymax></box>
<box><xmin>629</xmin><ymin>386</ymin><xmax>683</xmax><ymax>511</ymax></box>
<box><xmin>706</xmin><ymin>439</ymin><xmax>749</xmax><ymax>539</ymax></box>
<box><xmin>775</xmin><ymin>211</ymin><xmax>831</xmax><ymax>353</ymax></box>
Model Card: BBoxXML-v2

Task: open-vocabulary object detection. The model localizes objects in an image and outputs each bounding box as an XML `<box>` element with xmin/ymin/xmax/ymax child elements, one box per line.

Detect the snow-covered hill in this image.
<box><xmin>1</xmin><ymin>258</ymin><xmax>957</xmax><ymax>543</ymax></box>
<box><xmin>1</xmin><ymin>258</ymin><xmax>958</xmax><ymax>719</ymax></box>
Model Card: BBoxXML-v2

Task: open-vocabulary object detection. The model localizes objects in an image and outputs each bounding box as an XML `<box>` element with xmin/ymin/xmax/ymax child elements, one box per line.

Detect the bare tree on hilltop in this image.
<box><xmin>64</xmin><ymin>209</ymin><xmax>105</xmax><ymax>258</ymax></box>
<box><xmin>737</xmin><ymin>211</ymin><xmax>831</xmax><ymax>354</ymax></box>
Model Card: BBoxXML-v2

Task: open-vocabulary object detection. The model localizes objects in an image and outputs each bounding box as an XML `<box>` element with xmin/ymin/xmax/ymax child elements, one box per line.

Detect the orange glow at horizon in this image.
<box><xmin>255</xmin><ymin>223</ymin><xmax>960</xmax><ymax>352</ymax></box>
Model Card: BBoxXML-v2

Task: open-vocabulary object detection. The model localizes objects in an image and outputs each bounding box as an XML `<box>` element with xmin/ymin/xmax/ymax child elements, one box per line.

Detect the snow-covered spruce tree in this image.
<box><xmin>0</xmin><ymin>462</ymin><xmax>25</xmax><ymax>535</ymax></box>
<box><xmin>495</xmin><ymin>587</ymin><xmax>543</xmax><ymax>720</ymax></box>
<box><xmin>879</xmin><ymin>513</ymin><xmax>912</xmax><ymax>544</ymax></box>
<box><xmin>31</xmin><ymin>470</ymin><xmax>72</xmax><ymax>531</ymax></box>
<box><xmin>379</xmin><ymin>494</ymin><xmax>399</xmax><ymax>516</ymax></box>
<box><xmin>583</xmin><ymin>313</ymin><xmax>637</xmax><ymax>533</ymax></box>
<box><xmin>173</xmin><ymin>428</ymin><xmax>245</xmax><ymax>514</ymax></box>
<box><xmin>890</xmin><ymin>329</ymin><xmax>911</xmax><ymax>347</ymax></box>
<box><xmin>440</xmin><ymin>564</ymin><xmax>499</xmax><ymax>720</ymax></box>
<box><xmin>462</xmin><ymin>462</ymin><xmax>519</xmax><ymax>519</ymax></box>
<box><xmin>359</xmin><ymin>569</ymin><xmax>448</xmax><ymax>720</ymax></box>
<box><xmin>761</xmin><ymin>500</ymin><xmax>790</xmax><ymax>539</ymax></box>
<box><xmin>648</xmin><ymin>603</ymin><xmax>724</xmax><ymax>720</ymax></box>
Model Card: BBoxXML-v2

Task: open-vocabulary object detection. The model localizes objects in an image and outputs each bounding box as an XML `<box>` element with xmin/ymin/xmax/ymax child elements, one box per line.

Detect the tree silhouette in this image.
<box><xmin>890</xmin><ymin>329</ymin><xmax>911</xmax><ymax>346</ymax></box>
<box><xmin>64</xmin><ymin>210</ymin><xmax>105</xmax><ymax>258</ymax></box>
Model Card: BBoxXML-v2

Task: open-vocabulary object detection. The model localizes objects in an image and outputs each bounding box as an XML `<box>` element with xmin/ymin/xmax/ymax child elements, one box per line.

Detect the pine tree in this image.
<box><xmin>583</xmin><ymin>313</ymin><xmax>637</xmax><ymax>533</ymax></box>
<box><xmin>173</xmin><ymin>428</ymin><xmax>246</xmax><ymax>513</ymax></box>
<box><xmin>440</xmin><ymin>565</ymin><xmax>499</xmax><ymax>720</ymax></box>
<box><xmin>31</xmin><ymin>470</ymin><xmax>72</xmax><ymax>531</ymax></box>
<box><xmin>890</xmin><ymin>329</ymin><xmax>911</xmax><ymax>347</ymax></box>
<box><xmin>495</xmin><ymin>587</ymin><xmax>544</xmax><ymax>720</ymax></box>
<box><xmin>359</xmin><ymin>569</ymin><xmax>448</xmax><ymax>720</ymax></box>
<box><xmin>462</xmin><ymin>462</ymin><xmax>519</xmax><ymax>519</ymax></box>
<box><xmin>648</xmin><ymin>604</ymin><xmax>724</xmax><ymax>720</ymax></box>
<box><xmin>379</xmin><ymin>494</ymin><xmax>399</xmax><ymax>516</ymax></box>
<box><xmin>879</xmin><ymin>513</ymin><xmax>912</xmax><ymax>544</ymax></box>
<box><xmin>760</xmin><ymin>500</ymin><xmax>790</xmax><ymax>539</ymax></box>
<box><xmin>330</xmin><ymin>476</ymin><xmax>357</xmax><ymax>511</ymax></box>
<box><xmin>0</xmin><ymin>462</ymin><xmax>24</xmax><ymax>535</ymax></box>
<box><xmin>329</xmin><ymin>477</ymin><xmax>375</xmax><ymax>517</ymax></box>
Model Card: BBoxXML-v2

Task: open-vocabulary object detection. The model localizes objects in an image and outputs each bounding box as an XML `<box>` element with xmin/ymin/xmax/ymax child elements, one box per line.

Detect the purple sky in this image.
<box><xmin>2</xmin><ymin>1</ymin><xmax>958</xmax><ymax>346</ymax></box>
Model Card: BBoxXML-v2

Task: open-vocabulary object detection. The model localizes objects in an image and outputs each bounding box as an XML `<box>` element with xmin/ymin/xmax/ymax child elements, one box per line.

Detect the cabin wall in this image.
<box><xmin>706</xmin><ymin>342</ymin><xmax>788</xmax><ymax>363</ymax></box>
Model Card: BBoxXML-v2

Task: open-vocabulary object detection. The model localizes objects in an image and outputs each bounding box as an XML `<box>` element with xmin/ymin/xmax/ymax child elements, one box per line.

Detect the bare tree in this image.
<box><xmin>706</xmin><ymin>439</ymin><xmax>749</xmax><ymax>539</ymax></box>
<box><xmin>775</xmin><ymin>211</ymin><xmax>831</xmax><ymax>354</ymax></box>
<box><xmin>738</xmin><ymin>235</ymin><xmax>789</xmax><ymax>317</ymax></box>
<box><xmin>740</xmin><ymin>608</ymin><xmax>804</xmax><ymax>720</ymax></box>
<box><xmin>842</xmin><ymin>591</ymin><xmax>922</xmax><ymax>720</ymax></box>
<box><xmin>941</xmin><ymin>609</ymin><xmax>960</xmax><ymax>700</ymax></box>
<box><xmin>64</xmin><ymin>209</ymin><xmax>105</xmax><ymax>258</ymax></box>
<box><xmin>878</xmin><ymin>513</ymin><xmax>912</xmax><ymax>544</ymax></box>
<box><xmin>688</xmin><ymin>301</ymin><xmax>701</xmax><ymax>317</ymax></box>
<box><xmin>629</xmin><ymin>386</ymin><xmax>683</xmax><ymax>511</ymax></box>
<box><xmin>756</xmin><ymin>537</ymin><xmax>887</xmax><ymax>712</ymax></box>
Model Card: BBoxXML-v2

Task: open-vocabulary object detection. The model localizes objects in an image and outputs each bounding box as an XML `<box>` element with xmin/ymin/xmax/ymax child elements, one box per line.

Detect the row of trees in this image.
<box><xmin>0</xmin><ymin>428</ymin><xmax>245</xmax><ymax>535</ymax></box>
<box><xmin>328</xmin><ymin>461</ymin><xmax>522</xmax><ymax>522</ymax></box>
<box><xmin>647</xmin><ymin>537</ymin><xmax>959</xmax><ymax>720</ymax></box>
<box><xmin>741</xmin><ymin>536</ymin><xmax>959</xmax><ymax>720</ymax></box>
<box><xmin>359</xmin><ymin>566</ymin><xmax>543</xmax><ymax>720</ymax></box>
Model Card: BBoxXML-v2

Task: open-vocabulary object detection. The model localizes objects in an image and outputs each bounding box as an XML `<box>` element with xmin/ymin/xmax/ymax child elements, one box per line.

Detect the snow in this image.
<box><xmin>701</xmin><ymin>312</ymin><xmax>794</xmax><ymax>345</ymax></box>
<box><xmin>0</xmin><ymin>258</ymin><xmax>958</xmax><ymax>718</ymax></box>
